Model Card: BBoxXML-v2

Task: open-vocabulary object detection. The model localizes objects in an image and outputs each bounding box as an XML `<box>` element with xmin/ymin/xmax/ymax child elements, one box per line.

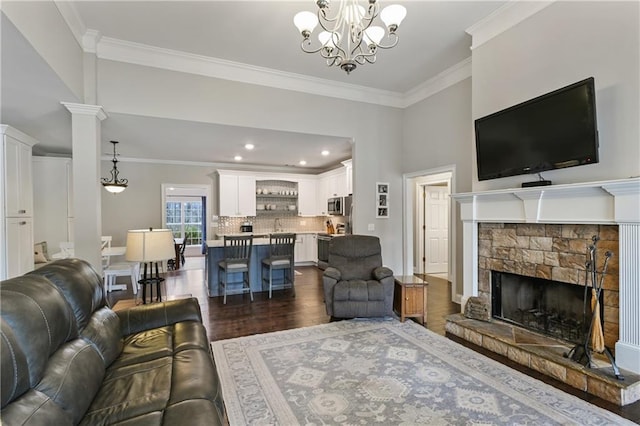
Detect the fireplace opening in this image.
<box><xmin>491</xmin><ymin>271</ymin><xmax>602</xmax><ymax>344</ymax></box>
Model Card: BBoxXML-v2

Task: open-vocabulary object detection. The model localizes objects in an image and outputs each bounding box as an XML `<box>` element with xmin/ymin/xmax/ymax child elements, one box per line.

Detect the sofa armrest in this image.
<box><xmin>117</xmin><ymin>297</ymin><xmax>203</xmax><ymax>337</ymax></box>
<box><xmin>373</xmin><ymin>266</ymin><xmax>393</xmax><ymax>281</ymax></box>
<box><xmin>323</xmin><ymin>267</ymin><xmax>341</xmax><ymax>281</ymax></box>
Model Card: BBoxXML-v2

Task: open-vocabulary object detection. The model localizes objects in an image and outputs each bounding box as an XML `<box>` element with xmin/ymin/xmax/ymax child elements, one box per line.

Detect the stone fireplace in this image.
<box><xmin>449</xmin><ymin>178</ymin><xmax>640</xmax><ymax>405</ymax></box>
<box><xmin>479</xmin><ymin>222</ymin><xmax>619</xmax><ymax>349</ymax></box>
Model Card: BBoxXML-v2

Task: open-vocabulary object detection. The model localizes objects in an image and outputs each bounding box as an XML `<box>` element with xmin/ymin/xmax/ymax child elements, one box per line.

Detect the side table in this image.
<box><xmin>393</xmin><ymin>275</ymin><xmax>428</xmax><ymax>325</ymax></box>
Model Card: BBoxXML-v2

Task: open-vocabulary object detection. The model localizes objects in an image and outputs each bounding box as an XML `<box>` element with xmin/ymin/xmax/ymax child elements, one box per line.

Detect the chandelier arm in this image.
<box><xmin>301</xmin><ymin>39</ymin><xmax>331</xmax><ymax>55</ymax></box>
<box><xmin>371</xmin><ymin>33</ymin><xmax>400</xmax><ymax>50</ymax></box>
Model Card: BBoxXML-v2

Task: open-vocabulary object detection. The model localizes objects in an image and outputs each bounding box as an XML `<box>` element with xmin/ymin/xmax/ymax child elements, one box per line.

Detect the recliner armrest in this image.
<box><xmin>117</xmin><ymin>297</ymin><xmax>203</xmax><ymax>337</ymax></box>
<box><xmin>323</xmin><ymin>267</ymin><xmax>342</xmax><ymax>281</ymax></box>
<box><xmin>373</xmin><ymin>266</ymin><xmax>393</xmax><ymax>281</ymax></box>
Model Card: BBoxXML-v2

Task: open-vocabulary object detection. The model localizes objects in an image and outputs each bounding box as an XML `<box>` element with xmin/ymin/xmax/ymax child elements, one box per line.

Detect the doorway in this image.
<box><xmin>161</xmin><ymin>184</ymin><xmax>212</xmax><ymax>259</ymax></box>
<box><xmin>403</xmin><ymin>166</ymin><xmax>455</xmax><ymax>299</ymax></box>
<box><xmin>420</xmin><ymin>183</ymin><xmax>449</xmax><ymax>276</ymax></box>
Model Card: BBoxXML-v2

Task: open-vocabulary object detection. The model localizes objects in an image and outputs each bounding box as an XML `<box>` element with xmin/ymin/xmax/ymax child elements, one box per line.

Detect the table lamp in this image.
<box><xmin>125</xmin><ymin>228</ymin><xmax>175</xmax><ymax>304</ymax></box>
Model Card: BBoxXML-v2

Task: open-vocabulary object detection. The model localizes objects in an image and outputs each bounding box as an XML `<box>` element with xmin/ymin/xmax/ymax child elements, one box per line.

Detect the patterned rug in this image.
<box><xmin>211</xmin><ymin>318</ymin><xmax>633</xmax><ymax>425</ymax></box>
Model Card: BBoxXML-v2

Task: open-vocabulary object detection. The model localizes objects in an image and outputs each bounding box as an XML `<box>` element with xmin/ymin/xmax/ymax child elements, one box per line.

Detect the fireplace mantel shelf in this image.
<box><xmin>453</xmin><ymin>177</ymin><xmax>640</xmax><ymax>224</ymax></box>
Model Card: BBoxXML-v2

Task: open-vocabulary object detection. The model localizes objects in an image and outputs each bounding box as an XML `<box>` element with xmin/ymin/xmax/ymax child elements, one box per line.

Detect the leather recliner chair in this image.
<box><xmin>322</xmin><ymin>235</ymin><xmax>394</xmax><ymax>318</ymax></box>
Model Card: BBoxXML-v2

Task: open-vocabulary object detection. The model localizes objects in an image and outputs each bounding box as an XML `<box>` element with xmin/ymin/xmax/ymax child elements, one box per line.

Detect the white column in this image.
<box><xmin>616</xmin><ymin>224</ymin><xmax>640</xmax><ymax>374</ymax></box>
<box><xmin>61</xmin><ymin>103</ymin><xmax>107</xmax><ymax>274</ymax></box>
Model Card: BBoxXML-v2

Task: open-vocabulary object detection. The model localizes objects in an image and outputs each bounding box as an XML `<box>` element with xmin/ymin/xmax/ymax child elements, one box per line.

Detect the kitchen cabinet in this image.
<box><xmin>295</xmin><ymin>233</ymin><xmax>317</xmax><ymax>264</ymax></box>
<box><xmin>33</xmin><ymin>157</ymin><xmax>74</xmax><ymax>252</ymax></box>
<box><xmin>318</xmin><ymin>166</ymin><xmax>349</xmax><ymax>214</ymax></box>
<box><xmin>4</xmin><ymin>133</ymin><xmax>34</xmax><ymax>217</ymax></box>
<box><xmin>218</xmin><ymin>172</ymin><xmax>256</xmax><ymax>216</ymax></box>
<box><xmin>296</xmin><ymin>178</ymin><xmax>318</xmax><ymax>216</ymax></box>
<box><xmin>1</xmin><ymin>125</ymin><xmax>37</xmax><ymax>279</ymax></box>
<box><xmin>5</xmin><ymin>217</ymin><xmax>34</xmax><ymax>279</ymax></box>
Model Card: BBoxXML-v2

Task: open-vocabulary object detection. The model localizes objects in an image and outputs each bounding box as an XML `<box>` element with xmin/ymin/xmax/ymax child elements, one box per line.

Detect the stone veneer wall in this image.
<box><xmin>478</xmin><ymin>223</ymin><xmax>619</xmax><ymax>350</ymax></box>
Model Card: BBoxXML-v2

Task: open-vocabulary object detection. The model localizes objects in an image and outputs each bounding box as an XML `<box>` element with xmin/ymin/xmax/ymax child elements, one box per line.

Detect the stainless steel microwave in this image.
<box><xmin>328</xmin><ymin>197</ymin><xmax>344</xmax><ymax>215</ymax></box>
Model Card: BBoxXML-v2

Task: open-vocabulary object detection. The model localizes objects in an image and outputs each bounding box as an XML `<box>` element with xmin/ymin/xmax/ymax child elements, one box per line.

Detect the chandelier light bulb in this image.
<box><xmin>294</xmin><ymin>11</ymin><xmax>318</xmax><ymax>36</ymax></box>
<box><xmin>318</xmin><ymin>31</ymin><xmax>340</xmax><ymax>48</ymax></box>
<box><xmin>363</xmin><ymin>26</ymin><xmax>385</xmax><ymax>46</ymax></box>
<box><xmin>344</xmin><ymin>4</ymin><xmax>365</xmax><ymax>26</ymax></box>
<box><xmin>380</xmin><ymin>5</ymin><xmax>406</xmax><ymax>31</ymax></box>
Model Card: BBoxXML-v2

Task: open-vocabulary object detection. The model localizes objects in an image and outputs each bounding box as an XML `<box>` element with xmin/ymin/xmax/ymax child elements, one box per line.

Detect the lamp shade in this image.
<box><xmin>125</xmin><ymin>229</ymin><xmax>175</xmax><ymax>262</ymax></box>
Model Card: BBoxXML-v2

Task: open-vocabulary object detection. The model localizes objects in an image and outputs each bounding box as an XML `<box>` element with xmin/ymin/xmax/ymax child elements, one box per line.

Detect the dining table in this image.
<box><xmin>51</xmin><ymin>246</ymin><xmax>127</xmax><ymax>260</ymax></box>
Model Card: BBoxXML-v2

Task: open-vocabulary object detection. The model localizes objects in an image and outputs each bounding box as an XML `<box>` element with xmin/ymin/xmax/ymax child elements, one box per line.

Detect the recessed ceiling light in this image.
<box><xmin>321</xmin><ymin>150</ymin><xmax>330</xmax><ymax>156</ymax></box>
<box><xmin>234</xmin><ymin>155</ymin><xmax>242</xmax><ymax>161</ymax></box>
<box><xmin>245</xmin><ymin>143</ymin><xmax>254</xmax><ymax>150</ymax></box>
<box><xmin>299</xmin><ymin>160</ymin><xmax>307</xmax><ymax>166</ymax></box>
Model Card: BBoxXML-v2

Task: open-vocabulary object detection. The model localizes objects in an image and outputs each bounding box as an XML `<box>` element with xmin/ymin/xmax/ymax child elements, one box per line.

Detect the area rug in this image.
<box><xmin>211</xmin><ymin>318</ymin><xmax>633</xmax><ymax>425</ymax></box>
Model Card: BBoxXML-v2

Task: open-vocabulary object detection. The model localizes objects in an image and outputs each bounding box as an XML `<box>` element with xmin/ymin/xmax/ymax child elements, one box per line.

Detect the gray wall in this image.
<box><xmin>402</xmin><ymin>78</ymin><xmax>473</xmax><ymax>296</ymax></box>
<box><xmin>101</xmin><ymin>161</ymin><xmax>215</xmax><ymax>246</ymax></box>
<box><xmin>471</xmin><ymin>1</ymin><xmax>640</xmax><ymax>191</ymax></box>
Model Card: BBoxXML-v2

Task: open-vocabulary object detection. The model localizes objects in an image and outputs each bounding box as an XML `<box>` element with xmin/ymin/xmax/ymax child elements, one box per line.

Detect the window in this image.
<box><xmin>166</xmin><ymin>198</ymin><xmax>202</xmax><ymax>245</ymax></box>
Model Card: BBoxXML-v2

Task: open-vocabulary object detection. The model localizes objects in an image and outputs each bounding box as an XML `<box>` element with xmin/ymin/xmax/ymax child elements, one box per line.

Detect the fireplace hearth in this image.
<box><xmin>491</xmin><ymin>271</ymin><xmax>600</xmax><ymax>344</ymax></box>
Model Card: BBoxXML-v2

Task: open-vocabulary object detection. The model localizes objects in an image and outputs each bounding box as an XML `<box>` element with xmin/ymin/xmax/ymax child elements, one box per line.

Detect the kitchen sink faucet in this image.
<box><xmin>274</xmin><ymin>218</ymin><xmax>283</xmax><ymax>232</ymax></box>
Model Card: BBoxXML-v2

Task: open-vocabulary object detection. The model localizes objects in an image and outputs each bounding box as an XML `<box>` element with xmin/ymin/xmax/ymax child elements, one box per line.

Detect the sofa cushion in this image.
<box><xmin>0</xmin><ymin>276</ymin><xmax>77</xmax><ymax>389</ymax></box>
<box><xmin>328</xmin><ymin>235</ymin><xmax>383</xmax><ymax>281</ymax></box>
<box><xmin>29</xmin><ymin>259</ymin><xmax>106</xmax><ymax>332</ymax></box>
<box><xmin>81</xmin><ymin>323</ymin><xmax>217</xmax><ymax>425</ymax></box>
<box><xmin>81</xmin><ymin>306</ymin><xmax>123</xmax><ymax>366</ymax></box>
<box><xmin>34</xmin><ymin>339</ymin><xmax>105</xmax><ymax>424</ymax></box>
<box><xmin>333</xmin><ymin>280</ymin><xmax>385</xmax><ymax>302</ymax></box>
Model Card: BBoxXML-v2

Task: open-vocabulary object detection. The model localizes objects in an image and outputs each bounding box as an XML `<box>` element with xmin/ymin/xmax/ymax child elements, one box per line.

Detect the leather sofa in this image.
<box><xmin>322</xmin><ymin>235</ymin><xmax>394</xmax><ymax>318</ymax></box>
<box><xmin>0</xmin><ymin>258</ymin><xmax>225</xmax><ymax>425</ymax></box>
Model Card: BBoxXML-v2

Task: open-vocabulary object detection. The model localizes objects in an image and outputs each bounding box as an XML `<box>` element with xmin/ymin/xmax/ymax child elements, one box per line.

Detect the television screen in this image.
<box><xmin>475</xmin><ymin>77</ymin><xmax>599</xmax><ymax>181</ymax></box>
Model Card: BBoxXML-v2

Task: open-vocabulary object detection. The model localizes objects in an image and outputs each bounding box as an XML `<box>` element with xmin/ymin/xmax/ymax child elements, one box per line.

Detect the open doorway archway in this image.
<box><xmin>403</xmin><ymin>165</ymin><xmax>456</xmax><ymax>300</ymax></box>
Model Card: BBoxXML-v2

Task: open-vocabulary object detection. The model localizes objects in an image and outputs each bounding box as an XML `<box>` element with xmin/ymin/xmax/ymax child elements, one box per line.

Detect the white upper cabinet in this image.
<box><xmin>218</xmin><ymin>171</ymin><xmax>256</xmax><ymax>217</ymax></box>
<box><xmin>4</xmin><ymin>133</ymin><xmax>35</xmax><ymax>217</ymax></box>
<box><xmin>297</xmin><ymin>178</ymin><xmax>318</xmax><ymax>216</ymax></box>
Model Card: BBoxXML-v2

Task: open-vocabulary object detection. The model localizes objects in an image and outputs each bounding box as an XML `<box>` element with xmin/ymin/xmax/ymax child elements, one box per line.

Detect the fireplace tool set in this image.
<box><xmin>566</xmin><ymin>236</ymin><xmax>624</xmax><ymax>380</ymax></box>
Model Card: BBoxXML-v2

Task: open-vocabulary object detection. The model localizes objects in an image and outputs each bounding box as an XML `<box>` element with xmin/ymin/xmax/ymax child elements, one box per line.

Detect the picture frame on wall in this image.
<box><xmin>376</xmin><ymin>182</ymin><xmax>389</xmax><ymax>218</ymax></box>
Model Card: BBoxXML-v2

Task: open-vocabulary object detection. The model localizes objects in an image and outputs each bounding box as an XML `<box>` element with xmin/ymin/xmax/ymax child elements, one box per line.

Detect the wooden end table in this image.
<box><xmin>393</xmin><ymin>275</ymin><xmax>428</xmax><ymax>325</ymax></box>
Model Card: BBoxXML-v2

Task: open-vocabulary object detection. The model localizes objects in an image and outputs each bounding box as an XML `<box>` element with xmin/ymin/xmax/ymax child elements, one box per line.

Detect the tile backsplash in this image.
<box><xmin>215</xmin><ymin>216</ymin><xmax>346</xmax><ymax>236</ymax></box>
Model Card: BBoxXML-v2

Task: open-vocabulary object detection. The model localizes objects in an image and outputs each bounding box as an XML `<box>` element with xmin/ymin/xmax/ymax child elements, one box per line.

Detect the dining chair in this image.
<box><xmin>101</xmin><ymin>235</ymin><xmax>140</xmax><ymax>296</ymax></box>
<box><xmin>59</xmin><ymin>242</ymin><xmax>74</xmax><ymax>258</ymax></box>
<box><xmin>261</xmin><ymin>233</ymin><xmax>296</xmax><ymax>298</ymax></box>
<box><xmin>218</xmin><ymin>235</ymin><xmax>253</xmax><ymax>304</ymax></box>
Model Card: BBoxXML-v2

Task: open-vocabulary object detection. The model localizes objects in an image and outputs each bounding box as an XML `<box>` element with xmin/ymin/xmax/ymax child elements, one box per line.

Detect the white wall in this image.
<box><xmin>402</xmin><ymin>79</ymin><xmax>473</xmax><ymax>295</ymax></box>
<box><xmin>471</xmin><ymin>1</ymin><xmax>640</xmax><ymax>191</ymax></box>
<box><xmin>96</xmin><ymin>60</ymin><xmax>405</xmax><ymax>271</ymax></box>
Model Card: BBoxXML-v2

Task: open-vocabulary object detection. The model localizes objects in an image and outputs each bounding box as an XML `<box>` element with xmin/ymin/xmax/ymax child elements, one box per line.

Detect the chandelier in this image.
<box><xmin>101</xmin><ymin>141</ymin><xmax>128</xmax><ymax>193</ymax></box>
<box><xmin>294</xmin><ymin>0</ymin><xmax>407</xmax><ymax>74</ymax></box>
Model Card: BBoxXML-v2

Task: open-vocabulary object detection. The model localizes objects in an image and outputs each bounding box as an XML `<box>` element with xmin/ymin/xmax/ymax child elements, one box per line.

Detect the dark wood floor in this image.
<box><xmin>108</xmin><ymin>260</ymin><xmax>639</xmax><ymax>423</ymax></box>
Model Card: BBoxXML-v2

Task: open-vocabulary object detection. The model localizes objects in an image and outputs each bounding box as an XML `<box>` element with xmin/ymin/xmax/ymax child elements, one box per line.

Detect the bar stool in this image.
<box><xmin>261</xmin><ymin>233</ymin><xmax>296</xmax><ymax>298</ymax></box>
<box><xmin>218</xmin><ymin>235</ymin><xmax>253</xmax><ymax>304</ymax></box>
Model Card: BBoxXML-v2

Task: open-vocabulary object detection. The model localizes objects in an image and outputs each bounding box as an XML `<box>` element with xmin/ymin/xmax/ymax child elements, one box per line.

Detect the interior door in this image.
<box><xmin>424</xmin><ymin>185</ymin><xmax>449</xmax><ymax>274</ymax></box>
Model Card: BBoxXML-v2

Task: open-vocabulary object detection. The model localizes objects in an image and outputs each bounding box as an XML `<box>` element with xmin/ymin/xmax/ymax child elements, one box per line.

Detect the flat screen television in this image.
<box><xmin>475</xmin><ymin>77</ymin><xmax>599</xmax><ymax>181</ymax></box>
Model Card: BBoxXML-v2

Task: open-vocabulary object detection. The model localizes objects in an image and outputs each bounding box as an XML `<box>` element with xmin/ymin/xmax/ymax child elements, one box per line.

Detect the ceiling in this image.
<box><xmin>1</xmin><ymin>0</ymin><xmax>506</xmax><ymax>172</ymax></box>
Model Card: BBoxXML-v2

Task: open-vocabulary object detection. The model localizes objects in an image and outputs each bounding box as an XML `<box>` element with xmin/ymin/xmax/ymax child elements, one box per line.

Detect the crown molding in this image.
<box><xmin>97</xmin><ymin>37</ymin><xmax>406</xmax><ymax>108</ymax></box>
<box><xmin>82</xmin><ymin>29</ymin><xmax>101</xmax><ymax>54</ymax></box>
<box><xmin>466</xmin><ymin>0</ymin><xmax>554</xmax><ymax>50</ymax></box>
<box><xmin>402</xmin><ymin>58</ymin><xmax>472</xmax><ymax>108</ymax></box>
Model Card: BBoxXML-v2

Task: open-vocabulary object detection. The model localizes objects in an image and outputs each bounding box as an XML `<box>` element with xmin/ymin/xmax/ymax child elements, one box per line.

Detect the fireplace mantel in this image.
<box><xmin>452</xmin><ymin>177</ymin><xmax>640</xmax><ymax>374</ymax></box>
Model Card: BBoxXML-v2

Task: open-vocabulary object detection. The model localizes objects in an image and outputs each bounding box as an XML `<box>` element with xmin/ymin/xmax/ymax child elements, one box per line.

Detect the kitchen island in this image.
<box><xmin>206</xmin><ymin>231</ymin><xmax>323</xmax><ymax>297</ymax></box>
